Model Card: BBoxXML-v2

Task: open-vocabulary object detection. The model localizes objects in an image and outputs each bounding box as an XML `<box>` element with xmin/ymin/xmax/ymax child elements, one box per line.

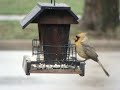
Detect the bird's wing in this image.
<box><xmin>81</xmin><ymin>42</ymin><xmax>98</xmax><ymax>60</ymax></box>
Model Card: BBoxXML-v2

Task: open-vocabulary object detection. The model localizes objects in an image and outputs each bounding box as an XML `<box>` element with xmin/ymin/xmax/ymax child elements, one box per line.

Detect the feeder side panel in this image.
<box><xmin>38</xmin><ymin>24</ymin><xmax>70</xmax><ymax>62</ymax></box>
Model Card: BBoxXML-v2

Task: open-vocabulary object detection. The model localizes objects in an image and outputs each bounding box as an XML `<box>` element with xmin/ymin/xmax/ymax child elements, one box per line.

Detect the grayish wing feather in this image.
<box><xmin>81</xmin><ymin>43</ymin><xmax>110</xmax><ymax>76</ymax></box>
<box><xmin>81</xmin><ymin>42</ymin><xmax>98</xmax><ymax>60</ymax></box>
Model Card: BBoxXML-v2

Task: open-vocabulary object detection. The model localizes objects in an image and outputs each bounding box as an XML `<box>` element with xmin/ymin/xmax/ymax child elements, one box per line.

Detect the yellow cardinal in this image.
<box><xmin>74</xmin><ymin>32</ymin><xmax>110</xmax><ymax>77</ymax></box>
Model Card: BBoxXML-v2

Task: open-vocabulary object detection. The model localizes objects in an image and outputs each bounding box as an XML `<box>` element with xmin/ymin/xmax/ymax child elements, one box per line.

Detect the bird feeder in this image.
<box><xmin>20</xmin><ymin>1</ymin><xmax>85</xmax><ymax>76</ymax></box>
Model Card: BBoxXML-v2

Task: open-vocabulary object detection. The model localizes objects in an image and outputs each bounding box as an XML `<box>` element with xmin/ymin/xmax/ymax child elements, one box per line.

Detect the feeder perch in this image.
<box><xmin>20</xmin><ymin>2</ymin><xmax>85</xmax><ymax>76</ymax></box>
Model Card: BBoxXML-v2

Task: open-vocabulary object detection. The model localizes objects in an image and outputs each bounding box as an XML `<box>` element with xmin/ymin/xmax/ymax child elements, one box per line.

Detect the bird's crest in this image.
<box><xmin>77</xmin><ymin>32</ymin><xmax>87</xmax><ymax>38</ymax></box>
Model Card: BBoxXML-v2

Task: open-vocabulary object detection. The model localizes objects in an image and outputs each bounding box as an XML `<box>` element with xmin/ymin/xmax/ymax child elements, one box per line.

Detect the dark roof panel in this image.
<box><xmin>20</xmin><ymin>2</ymin><xmax>78</xmax><ymax>29</ymax></box>
<box><xmin>20</xmin><ymin>5</ymin><xmax>42</xmax><ymax>29</ymax></box>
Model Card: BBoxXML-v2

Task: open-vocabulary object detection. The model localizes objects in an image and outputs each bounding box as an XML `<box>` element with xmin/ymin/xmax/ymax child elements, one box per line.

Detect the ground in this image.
<box><xmin>0</xmin><ymin>51</ymin><xmax>120</xmax><ymax>90</ymax></box>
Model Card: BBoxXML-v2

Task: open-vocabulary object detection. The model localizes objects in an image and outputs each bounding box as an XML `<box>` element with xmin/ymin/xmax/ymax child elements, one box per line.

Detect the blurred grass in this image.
<box><xmin>0</xmin><ymin>21</ymin><xmax>120</xmax><ymax>40</ymax></box>
<box><xmin>0</xmin><ymin>0</ymin><xmax>84</xmax><ymax>15</ymax></box>
<box><xmin>0</xmin><ymin>21</ymin><xmax>38</xmax><ymax>40</ymax></box>
<box><xmin>0</xmin><ymin>21</ymin><xmax>81</xmax><ymax>40</ymax></box>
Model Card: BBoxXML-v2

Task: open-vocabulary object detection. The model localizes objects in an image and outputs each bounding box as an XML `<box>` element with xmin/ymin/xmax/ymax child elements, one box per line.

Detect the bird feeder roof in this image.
<box><xmin>20</xmin><ymin>2</ymin><xmax>79</xmax><ymax>29</ymax></box>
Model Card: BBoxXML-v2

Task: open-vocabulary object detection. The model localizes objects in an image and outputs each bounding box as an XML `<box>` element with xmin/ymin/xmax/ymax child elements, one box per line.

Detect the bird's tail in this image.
<box><xmin>97</xmin><ymin>60</ymin><xmax>110</xmax><ymax>77</ymax></box>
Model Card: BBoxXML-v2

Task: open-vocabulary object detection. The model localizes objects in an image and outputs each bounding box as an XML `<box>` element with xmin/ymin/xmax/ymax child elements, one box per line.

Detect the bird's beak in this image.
<box><xmin>74</xmin><ymin>37</ymin><xmax>77</xmax><ymax>41</ymax></box>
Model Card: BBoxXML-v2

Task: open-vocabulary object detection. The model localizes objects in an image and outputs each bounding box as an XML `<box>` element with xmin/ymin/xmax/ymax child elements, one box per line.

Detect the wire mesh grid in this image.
<box><xmin>31</xmin><ymin>39</ymin><xmax>79</xmax><ymax>70</ymax></box>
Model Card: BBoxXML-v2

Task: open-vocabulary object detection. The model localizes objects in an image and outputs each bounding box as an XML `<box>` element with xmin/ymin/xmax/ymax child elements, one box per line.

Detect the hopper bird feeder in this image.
<box><xmin>20</xmin><ymin>1</ymin><xmax>85</xmax><ymax>76</ymax></box>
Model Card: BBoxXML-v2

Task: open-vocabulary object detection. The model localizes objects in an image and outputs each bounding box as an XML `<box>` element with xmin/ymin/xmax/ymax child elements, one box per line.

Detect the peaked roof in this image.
<box><xmin>20</xmin><ymin>2</ymin><xmax>79</xmax><ymax>29</ymax></box>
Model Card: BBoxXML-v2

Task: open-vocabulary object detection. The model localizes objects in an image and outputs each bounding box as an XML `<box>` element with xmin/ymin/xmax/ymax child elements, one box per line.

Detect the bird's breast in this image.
<box><xmin>76</xmin><ymin>44</ymin><xmax>88</xmax><ymax>59</ymax></box>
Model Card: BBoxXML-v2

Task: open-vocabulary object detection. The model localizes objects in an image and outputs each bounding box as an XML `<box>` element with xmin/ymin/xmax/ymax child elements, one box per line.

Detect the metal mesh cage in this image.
<box><xmin>32</xmin><ymin>39</ymin><xmax>78</xmax><ymax>69</ymax></box>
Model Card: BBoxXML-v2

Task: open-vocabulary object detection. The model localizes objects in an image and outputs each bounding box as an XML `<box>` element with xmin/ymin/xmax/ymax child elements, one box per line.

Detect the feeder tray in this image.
<box><xmin>22</xmin><ymin>59</ymin><xmax>85</xmax><ymax>76</ymax></box>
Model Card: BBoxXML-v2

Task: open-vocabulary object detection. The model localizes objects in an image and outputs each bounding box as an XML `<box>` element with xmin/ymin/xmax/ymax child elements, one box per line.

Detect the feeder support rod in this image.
<box><xmin>54</xmin><ymin>0</ymin><xmax>55</xmax><ymax>6</ymax></box>
<box><xmin>51</xmin><ymin>0</ymin><xmax>55</xmax><ymax>6</ymax></box>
